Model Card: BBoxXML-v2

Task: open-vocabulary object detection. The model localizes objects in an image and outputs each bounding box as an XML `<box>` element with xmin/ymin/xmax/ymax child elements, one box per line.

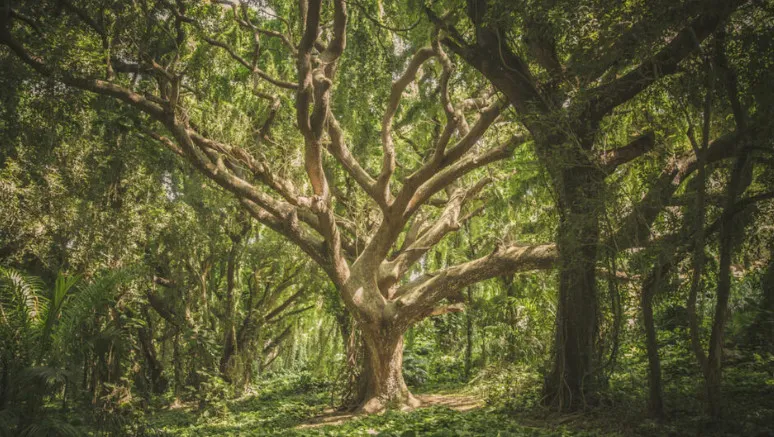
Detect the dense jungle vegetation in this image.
<box><xmin>1</xmin><ymin>0</ymin><xmax>773</xmax><ymax>435</ymax></box>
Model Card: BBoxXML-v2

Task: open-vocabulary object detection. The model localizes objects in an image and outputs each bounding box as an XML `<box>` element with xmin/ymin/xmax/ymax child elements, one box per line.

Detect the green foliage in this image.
<box><xmin>1</xmin><ymin>0</ymin><xmax>774</xmax><ymax>435</ymax></box>
<box><xmin>142</xmin><ymin>371</ymin><xmax>611</xmax><ymax>436</ymax></box>
<box><xmin>472</xmin><ymin>365</ymin><xmax>543</xmax><ymax>411</ymax></box>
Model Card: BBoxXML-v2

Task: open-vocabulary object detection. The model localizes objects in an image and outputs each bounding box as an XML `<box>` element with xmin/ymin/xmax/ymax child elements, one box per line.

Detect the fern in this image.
<box><xmin>51</xmin><ymin>269</ymin><xmax>133</xmax><ymax>356</ymax></box>
<box><xmin>18</xmin><ymin>417</ymin><xmax>82</xmax><ymax>437</ymax></box>
<box><xmin>17</xmin><ymin>366</ymin><xmax>73</xmax><ymax>394</ymax></box>
<box><xmin>0</xmin><ymin>267</ymin><xmax>47</xmax><ymax>329</ymax></box>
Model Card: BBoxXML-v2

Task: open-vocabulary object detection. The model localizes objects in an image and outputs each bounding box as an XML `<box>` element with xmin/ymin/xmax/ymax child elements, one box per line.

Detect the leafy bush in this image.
<box><xmin>403</xmin><ymin>349</ymin><xmax>429</xmax><ymax>387</ymax></box>
<box><xmin>471</xmin><ymin>364</ymin><xmax>543</xmax><ymax>411</ymax></box>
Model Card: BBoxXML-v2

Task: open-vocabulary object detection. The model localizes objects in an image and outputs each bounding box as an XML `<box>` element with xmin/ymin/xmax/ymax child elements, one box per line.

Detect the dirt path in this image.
<box><xmin>297</xmin><ymin>393</ymin><xmax>484</xmax><ymax>429</ymax></box>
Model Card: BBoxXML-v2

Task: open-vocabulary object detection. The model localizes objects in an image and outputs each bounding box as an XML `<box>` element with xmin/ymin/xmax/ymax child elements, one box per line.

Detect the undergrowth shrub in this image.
<box><xmin>471</xmin><ymin>364</ymin><xmax>543</xmax><ymax>410</ymax></box>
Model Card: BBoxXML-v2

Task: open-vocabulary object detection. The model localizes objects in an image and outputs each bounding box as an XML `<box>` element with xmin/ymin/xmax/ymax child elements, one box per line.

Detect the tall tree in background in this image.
<box><xmin>426</xmin><ymin>0</ymin><xmax>757</xmax><ymax>409</ymax></box>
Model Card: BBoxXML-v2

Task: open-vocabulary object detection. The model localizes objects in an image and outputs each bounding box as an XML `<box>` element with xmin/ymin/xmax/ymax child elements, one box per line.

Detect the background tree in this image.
<box><xmin>426</xmin><ymin>0</ymin><xmax>771</xmax><ymax>410</ymax></box>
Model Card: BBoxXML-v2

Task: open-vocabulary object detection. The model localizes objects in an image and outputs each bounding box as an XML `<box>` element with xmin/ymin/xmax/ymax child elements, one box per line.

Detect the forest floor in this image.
<box><xmin>297</xmin><ymin>393</ymin><xmax>485</xmax><ymax>429</ymax></box>
<box><xmin>140</xmin><ymin>363</ymin><xmax>774</xmax><ymax>437</ymax></box>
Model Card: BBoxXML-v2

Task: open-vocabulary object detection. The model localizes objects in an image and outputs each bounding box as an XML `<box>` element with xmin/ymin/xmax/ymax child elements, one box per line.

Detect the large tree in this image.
<box><xmin>426</xmin><ymin>0</ymin><xmax>756</xmax><ymax>409</ymax></box>
<box><xmin>0</xmin><ymin>0</ymin><xmax>561</xmax><ymax>411</ymax></box>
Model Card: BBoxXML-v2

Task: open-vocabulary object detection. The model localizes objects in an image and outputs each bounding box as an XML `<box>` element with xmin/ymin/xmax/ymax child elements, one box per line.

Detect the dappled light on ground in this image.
<box><xmin>297</xmin><ymin>393</ymin><xmax>485</xmax><ymax>429</ymax></box>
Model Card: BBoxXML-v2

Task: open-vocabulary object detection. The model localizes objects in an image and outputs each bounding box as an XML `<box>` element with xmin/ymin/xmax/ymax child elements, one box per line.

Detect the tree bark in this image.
<box><xmin>544</xmin><ymin>166</ymin><xmax>603</xmax><ymax>411</ymax></box>
<box><xmin>173</xmin><ymin>330</ymin><xmax>184</xmax><ymax>402</ymax></box>
<box><xmin>706</xmin><ymin>153</ymin><xmax>751</xmax><ymax>417</ymax></box>
<box><xmin>220</xmin><ymin>241</ymin><xmax>240</xmax><ymax>376</ymax></box>
<box><xmin>138</xmin><ymin>319</ymin><xmax>167</xmax><ymax>394</ymax></box>
<box><xmin>0</xmin><ymin>354</ymin><xmax>8</xmax><ymax>409</ymax></box>
<box><xmin>752</xmin><ymin>257</ymin><xmax>774</xmax><ymax>352</ymax></box>
<box><xmin>357</xmin><ymin>325</ymin><xmax>420</xmax><ymax>413</ymax></box>
<box><xmin>464</xmin><ymin>287</ymin><xmax>474</xmax><ymax>380</ymax></box>
<box><xmin>503</xmin><ymin>276</ymin><xmax>519</xmax><ymax>361</ymax></box>
<box><xmin>641</xmin><ymin>262</ymin><xmax>666</xmax><ymax>418</ymax></box>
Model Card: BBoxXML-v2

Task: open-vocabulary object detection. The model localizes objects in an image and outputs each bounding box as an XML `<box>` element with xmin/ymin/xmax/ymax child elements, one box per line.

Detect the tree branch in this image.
<box><xmin>599</xmin><ymin>131</ymin><xmax>656</xmax><ymax>174</ymax></box>
<box><xmin>395</xmin><ymin>243</ymin><xmax>557</xmax><ymax>323</ymax></box>
<box><xmin>582</xmin><ymin>0</ymin><xmax>744</xmax><ymax>125</ymax></box>
<box><xmin>377</xmin><ymin>47</ymin><xmax>436</xmax><ymax>203</ymax></box>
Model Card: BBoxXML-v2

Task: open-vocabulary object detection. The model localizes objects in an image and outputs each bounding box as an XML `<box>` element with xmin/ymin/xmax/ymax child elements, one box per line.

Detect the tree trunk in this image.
<box><xmin>220</xmin><ymin>222</ymin><xmax>249</xmax><ymax>377</ymax></box>
<box><xmin>503</xmin><ymin>275</ymin><xmax>519</xmax><ymax>361</ymax></box>
<box><xmin>544</xmin><ymin>166</ymin><xmax>602</xmax><ymax>411</ymax></box>
<box><xmin>705</xmin><ymin>140</ymin><xmax>751</xmax><ymax>417</ymax></box>
<box><xmin>138</xmin><ymin>321</ymin><xmax>167</xmax><ymax>394</ymax></box>
<box><xmin>751</xmin><ymin>257</ymin><xmax>774</xmax><ymax>352</ymax></box>
<box><xmin>357</xmin><ymin>326</ymin><xmax>419</xmax><ymax>413</ymax></box>
<box><xmin>0</xmin><ymin>354</ymin><xmax>8</xmax><ymax>409</ymax></box>
<box><xmin>641</xmin><ymin>263</ymin><xmax>666</xmax><ymax>418</ymax></box>
<box><xmin>219</xmin><ymin>247</ymin><xmax>238</xmax><ymax>377</ymax></box>
<box><xmin>464</xmin><ymin>287</ymin><xmax>474</xmax><ymax>380</ymax></box>
<box><xmin>173</xmin><ymin>330</ymin><xmax>184</xmax><ymax>402</ymax></box>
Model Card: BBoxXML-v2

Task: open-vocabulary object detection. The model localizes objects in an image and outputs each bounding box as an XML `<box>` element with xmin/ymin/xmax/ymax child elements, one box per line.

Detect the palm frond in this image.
<box><xmin>41</xmin><ymin>273</ymin><xmax>81</xmax><ymax>348</ymax></box>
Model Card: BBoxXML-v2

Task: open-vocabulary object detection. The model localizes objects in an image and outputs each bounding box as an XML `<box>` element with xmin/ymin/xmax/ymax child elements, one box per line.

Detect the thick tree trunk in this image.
<box><xmin>335</xmin><ymin>310</ymin><xmax>362</xmax><ymax>408</ymax></box>
<box><xmin>544</xmin><ymin>166</ymin><xmax>602</xmax><ymax>411</ymax></box>
<box><xmin>357</xmin><ymin>326</ymin><xmax>419</xmax><ymax>413</ymax></box>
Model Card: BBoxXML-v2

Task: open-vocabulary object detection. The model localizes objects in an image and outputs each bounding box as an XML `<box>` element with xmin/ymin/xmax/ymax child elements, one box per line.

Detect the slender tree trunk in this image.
<box><xmin>481</xmin><ymin>330</ymin><xmax>488</xmax><ymax>368</ymax></box>
<box><xmin>220</xmin><ymin>248</ymin><xmax>239</xmax><ymax>376</ymax></box>
<box><xmin>0</xmin><ymin>354</ymin><xmax>8</xmax><ymax>409</ymax></box>
<box><xmin>464</xmin><ymin>287</ymin><xmax>474</xmax><ymax>380</ymax></box>
<box><xmin>173</xmin><ymin>330</ymin><xmax>184</xmax><ymax>402</ymax></box>
<box><xmin>642</xmin><ymin>262</ymin><xmax>667</xmax><ymax>418</ymax></box>
<box><xmin>702</xmin><ymin>31</ymin><xmax>751</xmax><ymax>418</ymax></box>
<box><xmin>752</xmin><ymin>257</ymin><xmax>774</xmax><ymax>352</ymax></box>
<box><xmin>220</xmin><ymin>221</ymin><xmax>249</xmax><ymax>377</ymax></box>
<box><xmin>138</xmin><ymin>321</ymin><xmax>167</xmax><ymax>394</ymax></box>
<box><xmin>544</xmin><ymin>166</ymin><xmax>603</xmax><ymax>411</ymax></box>
<box><xmin>706</xmin><ymin>153</ymin><xmax>751</xmax><ymax>417</ymax></box>
<box><xmin>503</xmin><ymin>276</ymin><xmax>519</xmax><ymax>361</ymax></box>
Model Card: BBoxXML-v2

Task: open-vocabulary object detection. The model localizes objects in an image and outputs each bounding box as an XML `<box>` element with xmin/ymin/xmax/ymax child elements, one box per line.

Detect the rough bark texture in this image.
<box><xmin>357</xmin><ymin>326</ymin><xmax>420</xmax><ymax>413</ymax></box>
<box><xmin>544</xmin><ymin>166</ymin><xmax>603</xmax><ymax>410</ymax></box>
